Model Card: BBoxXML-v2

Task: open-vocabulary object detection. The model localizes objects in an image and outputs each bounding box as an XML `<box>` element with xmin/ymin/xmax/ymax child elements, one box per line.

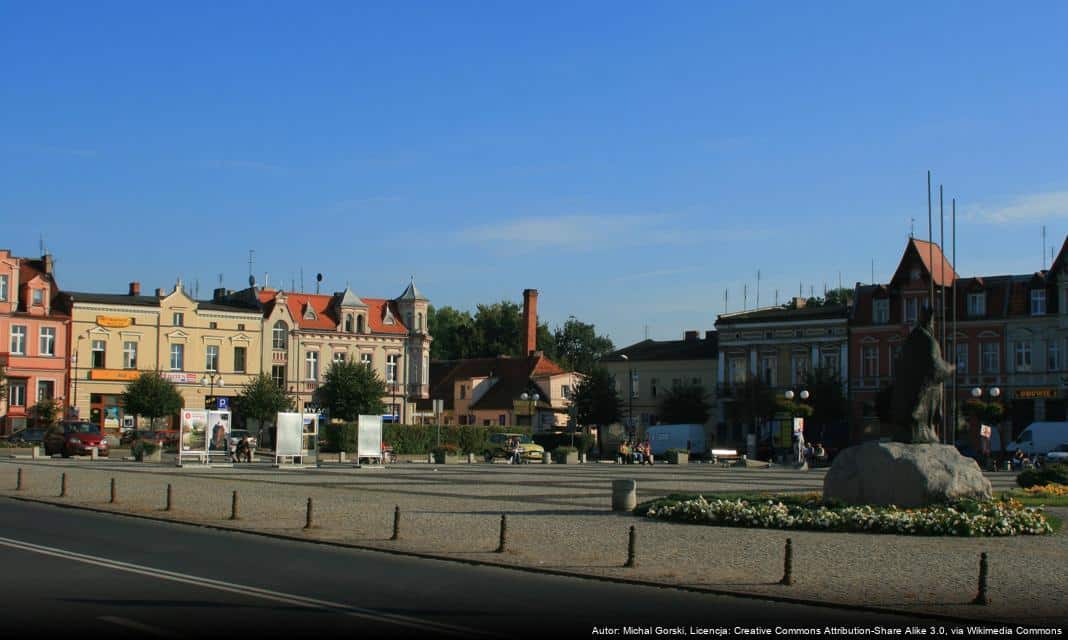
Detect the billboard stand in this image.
<box><xmin>353</xmin><ymin>414</ymin><xmax>384</xmax><ymax>467</ymax></box>
<box><xmin>178</xmin><ymin>408</ymin><xmax>234</xmax><ymax>468</ymax></box>
<box><xmin>274</xmin><ymin>412</ymin><xmax>320</xmax><ymax>469</ymax></box>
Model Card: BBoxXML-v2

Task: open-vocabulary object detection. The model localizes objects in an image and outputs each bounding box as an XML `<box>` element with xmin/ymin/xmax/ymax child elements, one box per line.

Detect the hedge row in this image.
<box><xmin>1017</xmin><ymin>463</ymin><xmax>1068</xmax><ymax>489</ymax></box>
<box><xmin>320</xmin><ymin>423</ymin><xmax>532</xmax><ymax>455</ymax></box>
<box><xmin>531</xmin><ymin>432</ymin><xmax>595</xmax><ymax>454</ymax></box>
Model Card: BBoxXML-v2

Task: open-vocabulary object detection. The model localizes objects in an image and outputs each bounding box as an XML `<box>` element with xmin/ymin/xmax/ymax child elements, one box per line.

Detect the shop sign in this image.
<box><xmin>89</xmin><ymin>369</ymin><xmax>141</xmax><ymax>382</ymax></box>
<box><xmin>96</xmin><ymin>316</ymin><xmax>132</xmax><ymax>328</ymax></box>
<box><xmin>161</xmin><ymin>372</ymin><xmax>198</xmax><ymax>384</ymax></box>
<box><xmin>1016</xmin><ymin>388</ymin><xmax>1058</xmax><ymax>400</ymax></box>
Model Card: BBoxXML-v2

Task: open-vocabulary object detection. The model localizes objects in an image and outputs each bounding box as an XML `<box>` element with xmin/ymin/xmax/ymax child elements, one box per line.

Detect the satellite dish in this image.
<box><xmin>248</xmin><ymin>275</ymin><xmax>256</xmax><ymax>287</ymax></box>
<box><xmin>316</xmin><ymin>273</ymin><xmax>323</xmax><ymax>282</ymax></box>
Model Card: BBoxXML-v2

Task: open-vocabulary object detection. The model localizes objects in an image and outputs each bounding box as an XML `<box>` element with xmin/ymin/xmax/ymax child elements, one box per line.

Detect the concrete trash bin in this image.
<box><xmin>612</xmin><ymin>479</ymin><xmax>637</xmax><ymax>511</ymax></box>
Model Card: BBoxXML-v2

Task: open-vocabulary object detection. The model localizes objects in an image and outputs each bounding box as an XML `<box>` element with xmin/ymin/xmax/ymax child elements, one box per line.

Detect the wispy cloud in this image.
<box><xmin>966</xmin><ymin>191</ymin><xmax>1068</xmax><ymax>224</ymax></box>
<box><xmin>9</xmin><ymin>143</ymin><xmax>97</xmax><ymax>158</ymax></box>
<box><xmin>455</xmin><ymin>214</ymin><xmax>701</xmax><ymax>253</ymax></box>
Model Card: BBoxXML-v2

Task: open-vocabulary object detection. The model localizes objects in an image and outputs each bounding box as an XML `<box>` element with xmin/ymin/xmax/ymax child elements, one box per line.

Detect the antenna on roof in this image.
<box><xmin>775</xmin><ymin>289</ymin><xmax>779</xmax><ymax>306</ymax></box>
<box><xmin>743</xmin><ymin>283</ymin><xmax>747</xmax><ymax>311</ymax></box>
<box><xmin>872</xmin><ymin>259</ymin><xmax>875</xmax><ymax>285</ymax></box>
<box><xmin>301</xmin><ymin>267</ymin><xmax>305</xmax><ymax>293</ymax></box>
<box><xmin>1042</xmin><ymin>225</ymin><xmax>1047</xmax><ymax>270</ymax></box>
<box><xmin>910</xmin><ymin>218</ymin><xmax>915</xmax><ymax>238</ymax></box>
<box><xmin>756</xmin><ymin>270</ymin><xmax>761</xmax><ymax>308</ymax></box>
<box><xmin>248</xmin><ymin>249</ymin><xmax>255</xmax><ymax>279</ymax></box>
<box><xmin>39</xmin><ymin>233</ymin><xmax>44</xmax><ymax>255</ymax></box>
<box><xmin>316</xmin><ymin>272</ymin><xmax>322</xmax><ymax>294</ymax></box>
<box><xmin>194</xmin><ymin>279</ymin><xmax>200</xmax><ymax>300</ymax></box>
<box><xmin>218</xmin><ymin>273</ymin><xmax>223</xmax><ymax>287</ymax></box>
<box><xmin>644</xmin><ymin>324</ymin><xmax>649</xmax><ymax>340</ymax></box>
<box><xmin>724</xmin><ymin>288</ymin><xmax>728</xmax><ymax>314</ymax></box>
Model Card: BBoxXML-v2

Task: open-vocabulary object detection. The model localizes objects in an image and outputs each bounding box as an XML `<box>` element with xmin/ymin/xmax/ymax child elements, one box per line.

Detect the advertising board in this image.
<box><xmin>357</xmin><ymin>414</ymin><xmax>383</xmax><ymax>460</ymax></box>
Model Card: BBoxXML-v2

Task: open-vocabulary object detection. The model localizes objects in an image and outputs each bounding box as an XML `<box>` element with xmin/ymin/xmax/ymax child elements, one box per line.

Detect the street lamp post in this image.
<box><xmin>520</xmin><ymin>392</ymin><xmax>540</xmax><ymax>430</ymax></box>
<box><xmin>620</xmin><ymin>354</ymin><xmax>634</xmax><ymax>436</ymax></box>
<box><xmin>201</xmin><ymin>372</ymin><xmax>225</xmax><ymax>409</ymax></box>
<box><xmin>971</xmin><ymin>386</ymin><xmax>1001</xmax><ymax>461</ymax></box>
<box><xmin>70</xmin><ymin>353</ymin><xmax>79</xmax><ymax>419</ymax></box>
<box><xmin>784</xmin><ymin>389</ymin><xmax>810</xmax><ymax>463</ymax></box>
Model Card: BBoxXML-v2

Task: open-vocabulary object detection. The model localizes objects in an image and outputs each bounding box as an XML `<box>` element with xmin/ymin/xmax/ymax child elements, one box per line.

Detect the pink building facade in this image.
<box><xmin>0</xmin><ymin>250</ymin><xmax>69</xmax><ymax>434</ymax></box>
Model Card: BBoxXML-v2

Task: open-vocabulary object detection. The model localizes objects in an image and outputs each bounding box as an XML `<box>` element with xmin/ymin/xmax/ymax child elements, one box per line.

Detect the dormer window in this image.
<box><xmin>0</xmin><ymin>275</ymin><xmax>8</xmax><ymax>301</ymax></box>
<box><xmin>1031</xmin><ymin>289</ymin><xmax>1046</xmax><ymax>315</ymax></box>
<box><xmin>303</xmin><ymin>303</ymin><xmax>317</xmax><ymax>320</ymax></box>
<box><xmin>357</xmin><ymin>315</ymin><xmax>366</xmax><ymax>333</ymax></box>
<box><xmin>967</xmin><ymin>292</ymin><xmax>986</xmax><ymax>317</ymax></box>
<box><xmin>873</xmin><ymin>299</ymin><xmax>889</xmax><ymax>324</ymax></box>
<box><xmin>383</xmin><ymin>307</ymin><xmax>395</xmax><ymax>325</ymax></box>
<box><xmin>344</xmin><ymin>315</ymin><xmax>354</xmax><ymax>332</ymax></box>
<box><xmin>32</xmin><ymin>289</ymin><xmax>43</xmax><ymax>305</ymax></box>
<box><xmin>910</xmin><ymin>268</ymin><xmax>921</xmax><ymax>281</ymax></box>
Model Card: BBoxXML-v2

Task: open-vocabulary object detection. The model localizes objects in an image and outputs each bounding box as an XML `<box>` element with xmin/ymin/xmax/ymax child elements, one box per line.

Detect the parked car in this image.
<box><xmin>1046</xmin><ymin>443</ymin><xmax>1068</xmax><ymax>464</ymax></box>
<box><xmin>484</xmin><ymin>433</ymin><xmax>544</xmax><ymax>462</ymax></box>
<box><xmin>8</xmin><ymin>429</ymin><xmax>47</xmax><ymax>446</ymax></box>
<box><xmin>44</xmin><ymin>421</ymin><xmax>109</xmax><ymax>457</ymax></box>
<box><xmin>228</xmin><ymin>429</ymin><xmax>257</xmax><ymax>455</ymax></box>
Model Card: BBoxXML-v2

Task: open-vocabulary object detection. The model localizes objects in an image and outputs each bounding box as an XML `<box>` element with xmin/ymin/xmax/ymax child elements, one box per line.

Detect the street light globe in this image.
<box><xmin>201</xmin><ymin>375</ymin><xmax>209</xmax><ymax>386</ymax></box>
<box><xmin>799</xmin><ymin>390</ymin><xmax>810</xmax><ymax>400</ymax></box>
<box><xmin>784</xmin><ymin>390</ymin><xmax>795</xmax><ymax>400</ymax></box>
<box><xmin>532</xmin><ymin>393</ymin><xmax>540</xmax><ymax>401</ymax></box>
<box><xmin>218</xmin><ymin>377</ymin><xmax>225</xmax><ymax>387</ymax></box>
<box><xmin>520</xmin><ymin>392</ymin><xmax>530</xmax><ymax>401</ymax></box>
<box><xmin>990</xmin><ymin>387</ymin><xmax>1001</xmax><ymax>398</ymax></box>
<box><xmin>971</xmin><ymin>387</ymin><xmax>982</xmax><ymax>398</ymax></box>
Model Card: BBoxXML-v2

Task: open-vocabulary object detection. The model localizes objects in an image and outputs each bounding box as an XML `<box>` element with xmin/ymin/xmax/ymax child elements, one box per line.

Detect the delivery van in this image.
<box><xmin>645</xmin><ymin>424</ymin><xmax>706</xmax><ymax>456</ymax></box>
<box><xmin>1005</xmin><ymin>422</ymin><xmax>1068</xmax><ymax>457</ymax></box>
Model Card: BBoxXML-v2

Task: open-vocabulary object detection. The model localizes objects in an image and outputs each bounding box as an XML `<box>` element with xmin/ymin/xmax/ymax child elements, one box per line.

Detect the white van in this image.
<box><xmin>645</xmin><ymin>424</ymin><xmax>706</xmax><ymax>456</ymax></box>
<box><xmin>1005</xmin><ymin>422</ymin><xmax>1068</xmax><ymax>457</ymax></box>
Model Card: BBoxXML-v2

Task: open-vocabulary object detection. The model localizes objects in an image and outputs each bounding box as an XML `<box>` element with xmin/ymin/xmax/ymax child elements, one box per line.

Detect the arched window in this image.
<box><xmin>406</xmin><ymin>313</ymin><xmax>413</xmax><ymax>329</ymax></box>
<box><xmin>344</xmin><ymin>315</ymin><xmax>354</xmax><ymax>332</ymax></box>
<box><xmin>272</xmin><ymin>321</ymin><xmax>288</xmax><ymax>350</ymax></box>
<box><xmin>417</xmin><ymin>312</ymin><xmax>423</xmax><ymax>331</ymax></box>
<box><xmin>357</xmin><ymin>315</ymin><xmax>366</xmax><ymax>333</ymax></box>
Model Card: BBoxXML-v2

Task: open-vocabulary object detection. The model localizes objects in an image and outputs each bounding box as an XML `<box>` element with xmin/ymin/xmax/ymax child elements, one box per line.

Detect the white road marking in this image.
<box><xmin>98</xmin><ymin>616</ymin><xmax>181</xmax><ymax>638</ymax></box>
<box><xmin>0</xmin><ymin>536</ymin><xmax>499</xmax><ymax>638</ymax></box>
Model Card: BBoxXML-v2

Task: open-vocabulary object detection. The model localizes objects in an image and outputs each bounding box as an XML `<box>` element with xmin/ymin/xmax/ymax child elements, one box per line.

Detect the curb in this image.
<box><xmin>2</xmin><ymin>493</ymin><xmax>1015</xmax><ymax>626</ymax></box>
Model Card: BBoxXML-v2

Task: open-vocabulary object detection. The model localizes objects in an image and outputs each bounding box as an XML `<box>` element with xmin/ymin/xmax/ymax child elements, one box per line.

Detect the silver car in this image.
<box><xmin>1046</xmin><ymin>443</ymin><xmax>1068</xmax><ymax>463</ymax></box>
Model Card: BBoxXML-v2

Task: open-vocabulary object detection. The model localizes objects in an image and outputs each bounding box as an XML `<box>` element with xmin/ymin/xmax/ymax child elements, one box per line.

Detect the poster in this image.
<box><xmin>357</xmin><ymin>415</ymin><xmax>383</xmax><ymax>459</ymax></box>
<box><xmin>275</xmin><ymin>412</ymin><xmax>303</xmax><ymax>457</ymax></box>
<box><xmin>181</xmin><ymin>409</ymin><xmax>208</xmax><ymax>452</ymax></box>
<box><xmin>207</xmin><ymin>410</ymin><xmax>231</xmax><ymax>455</ymax></box>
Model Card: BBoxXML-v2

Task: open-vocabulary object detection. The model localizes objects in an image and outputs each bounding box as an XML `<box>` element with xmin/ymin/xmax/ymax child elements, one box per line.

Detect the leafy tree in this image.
<box><xmin>572</xmin><ymin>366</ymin><xmax>623</xmax><ymax>453</ymax></box>
<box><xmin>790</xmin><ymin>287</ymin><xmax>854</xmax><ymax>309</ymax></box>
<box><xmin>121</xmin><ymin>372</ymin><xmax>183</xmax><ymax>429</ymax></box>
<box><xmin>32</xmin><ymin>398</ymin><xmax>60</xmax><ymax>428</ymax></box>
<box><xmin>316</xmin><ymin>360</ymin><xmax>387</xmax><ymax>421</ymax></box>
<box><xmin>0</xmin><ymin>365</ymin><xmax>6</xmax><ymax>401</ymax></box>
<box><xmin>730</xmin><ymin>377</ymin><xmax>777</xmax><ymax>429</ymax></box>
<box><xmin>234</xmin><ymin>373</ymin><xmax>295</xmax><ymax>431</ymax></box>
<box><xmin>802</xmin><ymin>368</ymin><xmax>848</xmax><ymax>428</ymax></box>
<box><xmin>428</xmin><ymin>305</ymin><xmax>477</xmax><ymax>360</ymax></box>
<box><xmin>553</xmin><ymin>317</ymin><xmax>614</xmax><ymax>375</ymax></box>
<box><xmin>474</xmin><ymin>301</ymin><xmax>525</xmax><ymax>357</ymax></box>
<box><xmin>658</xmin><ymin>384</ymin><xmax>713</xmax><ymax>424</ymax></box>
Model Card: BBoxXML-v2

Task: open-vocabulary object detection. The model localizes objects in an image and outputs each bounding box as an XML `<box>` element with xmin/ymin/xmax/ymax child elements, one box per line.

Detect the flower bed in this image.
<box><xmin>1023</xmin><ymin>484</ymin><xmax>1068</xmax><ymax>497</ymax></box>
<box><xmin>638</xmin><ymin>493</ymin><xmax>1053</xmax><ymax>537</ymax></box>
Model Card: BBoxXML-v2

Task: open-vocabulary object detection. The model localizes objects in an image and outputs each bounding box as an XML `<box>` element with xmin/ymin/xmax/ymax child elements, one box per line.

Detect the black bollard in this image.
<box><xmin>165</xmin><ymin>483</ymin><xmax>173</xmax><ymax>511</ymax></box>
<box><xmin>230</xmin><ymin>490</ymin><xmax>240</xmax><ymax>520</ymax></box>
<box><xmin>60</xmin><ymin>473</ymin><xmax>67</xmax><ymax>498</ymax></box>
<box><xmin>495</xmin><ymin>514</ymin><xmax>508</xmax><ymax>553</ymax></box>
<box><xmin>780</xmin><ymin>538</ymin><xmax>794</xmax><ymax>586</ymax></box>
<box><xmin>624</xmin><ymin>525</ymin><xmax>637</xmax><ymax>568</ymax></box>
<box><xmin>973</xmin><ymin>552</ymin><xmax>990</xmax><ymax>605</ymax></box>
<box><xmin>304</xmin><ymin>498</ymin><xmax>314</xmax><ymax>530</ymax></box>
<box><xmin>390</xmin><ymin>505</ymin><xmax>400</xmax><ymax>540</ymax></box>
<box><xmin>16</xmin><ymin>468</ymin><xmax>22</xmax><ymax>491</ymax></box>
<box><xmin>110</xmin><ymin>478</ymin><xmax>117</xmax><ymax>504</ymax></box>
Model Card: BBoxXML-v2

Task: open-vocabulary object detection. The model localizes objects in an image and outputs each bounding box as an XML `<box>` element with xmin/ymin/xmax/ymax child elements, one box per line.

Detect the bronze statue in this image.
<box><xmin>889</xmin><ymin>305</ymin><xmax>954</xmax><ymax>444</ymax></box>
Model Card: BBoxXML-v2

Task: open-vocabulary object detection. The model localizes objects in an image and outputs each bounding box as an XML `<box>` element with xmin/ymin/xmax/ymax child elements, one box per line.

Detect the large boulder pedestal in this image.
<box><xmin>823</xmin><ymin>442</ymin><xmax>992</xmax><ymax>508</ymax></box>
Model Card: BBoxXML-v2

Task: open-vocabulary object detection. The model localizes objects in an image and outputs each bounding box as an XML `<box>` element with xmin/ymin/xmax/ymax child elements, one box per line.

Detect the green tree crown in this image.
<box><xmin>316</xmin><ymin>360</ymin><xmax>387</xmax><ymax>421</ymax></box>
<box><xmin>658</xmin><ymin>383</ymin><xmax>712</xmax><ymax>424</ymax></box>
<box><xmin>233</xmin><ymin>373</ymin><xmax>295</xmax><ymax>427</ymax></box>
<box><xmin>121</xmin><ymin>372</ymin><xmax>184</xmax><ymax>426</ymax></box>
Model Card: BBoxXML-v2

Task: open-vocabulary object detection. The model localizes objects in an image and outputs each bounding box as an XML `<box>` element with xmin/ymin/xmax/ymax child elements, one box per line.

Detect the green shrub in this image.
<box><xmin>320</xmin><ymin>422</ymin><xmax>359</xmax><ymax>453</ymax></box>
<box><xmin>431</xmin><ymin>443</ymin><xmax>460</xmax><ymax>456</ymax></box>
<box><xmin>131</xmin><ymin>439</ymin><xmax>159</xmax><ymax>459</ymax></box>
<box><xmin>383</xmin><ymin>424</ymin><xmax>529</xmax><ymax>455</ymax></box>
<box><xmin>1017</xmin><ymin>463</ymin><xmax>1068</xmax><ymax>488</ymax></box>
<box><xmin>533</xmin><ymin>432</ymin><xmax>595</xmax><ymax>453</ymax></box>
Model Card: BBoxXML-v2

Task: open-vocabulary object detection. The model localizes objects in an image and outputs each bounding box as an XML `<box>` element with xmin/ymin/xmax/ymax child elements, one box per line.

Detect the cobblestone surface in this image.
<box><xmin>2</xmin><ymin>457</ymin><xmax>1062</xmax><ymax>626</ymax></box>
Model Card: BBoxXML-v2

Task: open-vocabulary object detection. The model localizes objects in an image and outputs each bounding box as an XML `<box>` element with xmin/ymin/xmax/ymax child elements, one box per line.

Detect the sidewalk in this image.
<box><xmin>2</xmin><ymin>458</ymin><xmax>1063</xmax><ymax>626</ymax></box>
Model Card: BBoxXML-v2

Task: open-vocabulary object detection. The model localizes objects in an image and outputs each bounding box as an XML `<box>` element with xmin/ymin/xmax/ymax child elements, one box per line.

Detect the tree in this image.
<box><xmin>0</xmin><ymin>365</ymin><xmax>5</xmax><ymax>401</ymax></box>
<box><xmin>316</xmin><ymin>360</ymin><xmax>387</xmax><ymax>421</ymax></box>
<box><xmin>802</xmin><ymin>368</ymin><xmax>848</xmax><ymax>429</ymax></box>
<box><xmin>658</xmin><ymin>384</ymin><xmax>713</xmax><ymax>424</ymax></box>
<box><xmin>730</xmin><ymin>377</ymin><xmax>777</xmax><ymax>430</ymax></box>
<box><xmin>473</xmin><ymin>301</ymin><xmax>525</xmax><ymax>357</ymax></box>
<box><xmin>553</xmin><ymin>317</ymin><xmax>614</xmax><ymax>375</ymax></box>
<box><xmin>32</xmin><ymin>398</ymin><xmax>59</xmax><ymax>428</ymax></box>
<box><xmin>572</xmin><ymin>366</ymin><xmax>623</xmax><ymax>454</ymax></box>
<box><xmin>233</xmin><ymin>373</ymin><xmax>294</xmax><ymax>432</ymax></box>
<box><xmin>121</xmin><ymin>372</ymin><xmax>183</xmax><ymax>429</ymax></box>
<box><xmin>427</xmin><ymin>305</ymin><xmax>477</xmax><ymax>360</ymax></box>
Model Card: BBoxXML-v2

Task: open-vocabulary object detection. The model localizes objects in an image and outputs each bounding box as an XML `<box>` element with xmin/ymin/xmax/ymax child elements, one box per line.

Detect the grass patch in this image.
<box><xmin>998</xmin><ymin>489</ymin><xmax>1068</xmax><ymax>508</ymax></box>
<box><xmin>638</xmin><ymin>492</ymin><xmax>1053</xmax><ymax>537</ymax></box>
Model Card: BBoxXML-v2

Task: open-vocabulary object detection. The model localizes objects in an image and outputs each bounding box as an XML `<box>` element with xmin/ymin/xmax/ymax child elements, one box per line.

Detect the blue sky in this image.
<box><xmin>3</xmin><ymin>2</ymin><xmax>1067</xmax><ymax>348</ymax></box>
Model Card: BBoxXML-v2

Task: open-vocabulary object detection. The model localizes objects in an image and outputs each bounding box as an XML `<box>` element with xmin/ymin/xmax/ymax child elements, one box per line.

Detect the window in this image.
<box><xmin>345</xmin><ymin>315</ymin><xmax>354</xmax><ymax>332</ymax></box>
<box><xmin>360</xmin><ymin>353</ymin><xmax>372</xmax><ymax>367</ymax></box>
<box><xmin>92</xmin><ymin>340</ymin><xmax>106</xmax><ymax>368</ymax></box>
<box><xmin>498</xmin><ymin>414</ymin><xmax>506</xmax><ymax>426</ymax></box>
<box><xmin>38</xmin><ymin>327</ymin><xmax>55</xmax><ymax>356</ymax></box>
<box><xmin>904</xmin><ymin>297</ymin><xmax>918</xmax><ymax>324</ymax></box>
<box><xmin>209</xmin><ymin>321</ymin><xmax>218</xmax><ymax>330</ymax></box>
<box><xmin>234</xmin><ymin>346</ymin><xmax>246</xmax><ymax>373</ymax></box>
<box><xmin>956</xmin><ymin>344</ymin><xmax>968</xmax><ymax>374</ymax></box>
<box><xmin>305</xmin><ymin>351</ymin><xmax>319</xmax><ymax>380</ymax></box>
<box><xmin>173</xmin><ymin>312</ymin><xmax>184</xmax><ymax>326</ymax></box>
<box><xmin>967</xmin><ymin>293</ymin><xmax>986</xmax><ymax>317</ymax></box>
<box><xmin>760</xmin><ymin>355</ymin><xmax>777</xmax><ymax>386</ymax></box>
<box><xmin>630</xmin><ymin>370</ymin><xmax>639</xmax><ymax>399</ymax></box>
<box><xmin>333</xmin><ymin>351</ymin><xmax>346</xmax><ymax>365</ymax></box>
<box><xmin>1031</xmin><ymin>290</ymin><xmax>1047</xmax><ymax>316</ymax></box>
<box><xmin>873</xmin><ymin>299</ymin><xmax>889</xmax><ymax>324</ymax></box>
<box><xmin>357</xmin><ymin>316</ymin><xmax>366</xmax><ymax>333</ymax></box>
<box><xmin>206</xmin><ymin>345</ymin><xmax>219</xmax><ymax>372</ymax></box>
<box><xmin>386</xmin><ymin>354</ymin><xmax>398</xmax><ymax>382</ymax></box>
<box><xmin>10</xmin><ymin>325</ymin><xmax>26</xmax><ymax>354</ymax></box>
<box><xmin>8</xmin><ymin>380</ymin><xmax>26</xmax><ymax>406</ymax></box>
<box><xmin>271</xmin><ymin>365</ymin><xmax>286</xmax><ymax>387</ymax></box>
<box><xmin>863</xmin><ymin>346</ymin><xmax>878</xmax><ymax>378</ymax></box>
<box><xmin>417</xmin><ymin>312</ymin><xmax>424</xmax><ymax>331</ymax></box>
<box><xmin>791</xmin><ymin>354</ymin><xmax>809</xmax><ymax>385</ymax></box>
<box><xmin>0</xmin><ymin>274</ymin><xmax>7</xmax><ymax>300</ymax></box>
<box><xmin>820</xmin><ymin>351</ymin><xmax>840</xmax><ymax>373</ymax></box>
<box><xmin>981</xmin><ymin>342</ymin><xmax>999</xmax><ymax>374</ymax></box>
<box><xmin>32</xmin><ymin>289</ymin><xmax>43</xmax><ymax>305</ymax></box>
<box><xmin>650</xmin><ymin>378</ymin><xmax>658</xmax><ymax>398</ymax></box>
<box><xmin>1048</xmin><ymin>341</ymin><xmax>1060</xmax><ymax>372</ymax></box>
<box><xmin>37</xmin><ymin>380</ymin><xmax>54</xmax><ymax>401</ymax></box>
<box><xmin>459</xmin><ymin>384</ymin><xmax>466</xmax><ymax>399</ymax></box>
<box><xmin>170</xmin><ymin>344</ymin><xmax>184</xmax><ymax>371</ymax></box>
<box><xmin>562</xmin><ymin>384</ymin><xmax>572</xmax><ymax>400</ymax></box>
<box><xmin>1015</xmin><ymin>341</ymin><xmax>1032</xmax><ymax>371</ymax></box>
<box><xmin>237</xmin><ymin>324</ymin><xmax>245</xmax><ymax>331</ymax></box>
<box><xmin>123</xmin><ymin>341</ymin><xmax>138</xmax><ymax>369</ymax></box>
<box><xmin>729</xmin><ymin>358</ymin><xmax>746</xmax><ymax>384</ymax></box>
<box><xmin>889</xmin><ymin>345</ymin><xmax>902</xmax><ymax>377</ymax></box>
<box><xmin>272</xmin><ymin>321</ymin><xmax>287</xmax><ymax>349</ymax></box>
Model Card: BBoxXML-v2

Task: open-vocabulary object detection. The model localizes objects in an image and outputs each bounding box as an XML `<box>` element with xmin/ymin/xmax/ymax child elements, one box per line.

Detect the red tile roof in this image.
<box><xmin>907</xmin><ymin>238</ymin><xmax>957</xmax><ymax>287</ymax></box>
<box><xmin>257</xmin><ymin>290</ymin><xmax>409</xmax><ymax>334</ymax></box>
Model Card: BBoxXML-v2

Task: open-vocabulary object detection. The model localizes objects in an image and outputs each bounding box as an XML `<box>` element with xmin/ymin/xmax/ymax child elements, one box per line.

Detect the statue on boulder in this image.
<box><xmin>889</xmin><ymin>305</ymin><xmax>954</xmax><ymax>444</ymax></box>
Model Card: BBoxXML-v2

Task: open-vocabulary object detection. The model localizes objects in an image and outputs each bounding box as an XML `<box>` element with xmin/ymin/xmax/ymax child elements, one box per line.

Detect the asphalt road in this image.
<box><xmin>1</xmin><ymin>498</ymin><xmax>960</xmax><ymax>638</ymax></box>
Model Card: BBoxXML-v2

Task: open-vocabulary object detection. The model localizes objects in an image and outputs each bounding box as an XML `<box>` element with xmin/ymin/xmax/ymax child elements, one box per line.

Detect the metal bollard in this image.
<box><xmin>495</xmin><ymin>514</ymin><xmax>508</xmax><ymax>553</ymax></box>
<box><xmin>624</xmin><ymin>525</ymin><xmax>637</xmax><ymax>568</ymax></box>
<box><xmin>390</xmin><ymin>505</ymin><xmax>400</xmax><ymax>540</ymax></box>
<box><xmin>16</xmin><ymin>468</ymin><xmax>23</xmax><ymax>491</ymax></box>
<box><xmin>612</xmin><ymin>479</ymin><xmax>637</xmax><ymax>511</ymax></box>
<box><xmin>230</xmin><ymin>490</ymin><xmax>240</xmax><ymax>520</ymax></box>
<box><xmin>165</xmin><ymin>483</ymin><xmax>173</xmax><ymax>511</ymax></box>
<box><xmin>32</xmin><ymin>446</ymin><xmax>40</xmax><ymax>460</ymax></box>
<box><xmin>467</xmin><ymin>452</ymin><xmax>475</xmax><ymax>464</ymax></box>
<box><xmin>427</xmin><ymin>452</ymin><xmax>434</xmax><ymax>464</ymax></box>
<box><xmin>973</xmin><ymin>552</ymin><xmax>990</xmax><ymax>605</ymax></box>
<box><xmin>304</xmin><ymin>498</ymin><xmax>314</xmax><ymax>529</ymax></box>
<box><xmin>580</xmin><ymin>453</ymin><xmax>587</xmax><ymax>464</ymax></box>
<box><xmin>780</xmin><ymin>538</ymin><xmax>794</xmax><ymax>585</ymax></box>
<box><xmin>109</xmin><ymin>478</ymin><xmax>117</xmax><ymax>504</ymax></box>
<box><xmin>90</xmin><ymin>447</ymin><xmax>98</xmax><ymax>461</ymax></box>
<box><xmin>60</xmin><ymin>473</ymin><xmax>68</xmax><ymax>498</ymax></box>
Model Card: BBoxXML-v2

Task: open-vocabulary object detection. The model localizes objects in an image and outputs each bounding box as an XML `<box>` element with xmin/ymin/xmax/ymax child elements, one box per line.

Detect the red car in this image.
<box><xmin>44</xmin><ymin>421</ymin><xmax>109</xmax><ymax>457</ymax></box>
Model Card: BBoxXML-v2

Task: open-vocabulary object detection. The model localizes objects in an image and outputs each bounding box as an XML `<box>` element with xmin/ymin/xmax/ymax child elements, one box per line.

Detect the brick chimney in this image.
<box><xmin>43</xmin><ymin>254</ymin><xmax>54</xmax><ymax>275</ymax></box>
<box><xmin>793</xmin><ymin>297</ymin><xmax>807</xmax><ymax>309</ymax></box>
<box><xmin>155</xmin><ymin>287</ymin><xmax>164</xmax><ymax>298</ymax></box>
<box><xmin>129</xmin><ymin>281</ymin><xmax>141</xmax><ymax>296</ymax></box>
<box><xmin>684</xmin><ymin>330</ymin><xmax>699</xmax><ymax>341</ymax></box>
<box><xmin>522</xmin><ymin>289</ymin><xmax>538</xmax><ymax>356</ymax></box>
